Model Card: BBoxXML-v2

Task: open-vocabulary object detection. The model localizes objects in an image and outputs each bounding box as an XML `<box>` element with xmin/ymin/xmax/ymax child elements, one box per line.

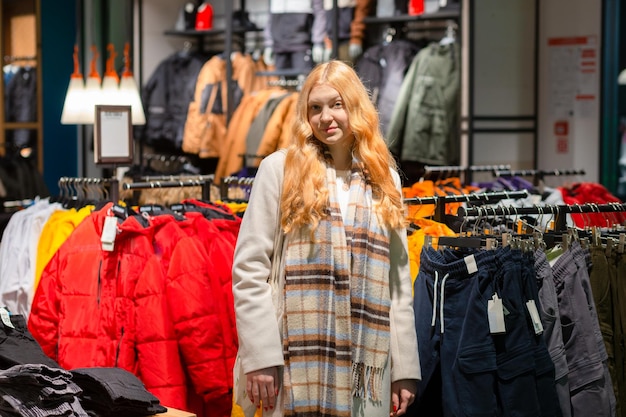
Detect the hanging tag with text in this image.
<box><xmin>101</xmin><ymin>216</ymin><xmax>118</xmax><ymax>252</ymax></box>
<box><xmin>488</xmin><ymin>293</ymin><xmax>506</xmax><ymax>334</ymax></box>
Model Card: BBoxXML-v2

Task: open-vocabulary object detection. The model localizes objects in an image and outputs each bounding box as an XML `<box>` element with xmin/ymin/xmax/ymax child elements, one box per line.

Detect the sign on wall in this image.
<box><xmin>547</xmin><ymin>36</ymin><xmax>598</xmax><ymax>120</ymax></box>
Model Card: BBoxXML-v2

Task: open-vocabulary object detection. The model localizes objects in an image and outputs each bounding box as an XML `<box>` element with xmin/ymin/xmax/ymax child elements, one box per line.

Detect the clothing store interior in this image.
<box><xmin>1</xmin><ymin>0</ymin><xmax>626</xmax><ymax>416</ymax></box>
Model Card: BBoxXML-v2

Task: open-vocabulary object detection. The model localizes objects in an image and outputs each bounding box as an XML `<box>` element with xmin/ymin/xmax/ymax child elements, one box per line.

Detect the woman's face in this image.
<box><xmin>307</xmin><ymin>84</ymin><xmax>354</xmax><ymax>150</ymax></box>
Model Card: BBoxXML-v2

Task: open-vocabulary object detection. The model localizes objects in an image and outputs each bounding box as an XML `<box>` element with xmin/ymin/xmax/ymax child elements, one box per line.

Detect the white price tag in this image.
<box><xmin>464</xmin><ymin>254</ymin><xmax>478</xmax><ymax>274</ymax></box>
<box><xmin>530</xmin><ymin>194</ymin><xmax>542</xmax><ymax>205</ymax></box>
<box><xmin>526</xmin><ymin>299</ymin><xmax>544</xmax><ymax>335</ymax></box>
<box><xmin>488</xmin><ymin>294</ymin><xmax>506</xmax><ymax>334</ymax></box>
<box><xmin>101</xmin><ymin>215</ymin><xmax>118</xmax><ymax>252</ymax></box>
<box><xmin>0</xmin><ymin>307</ymin><xmax>14</xmax><ymax>329</ymax></box>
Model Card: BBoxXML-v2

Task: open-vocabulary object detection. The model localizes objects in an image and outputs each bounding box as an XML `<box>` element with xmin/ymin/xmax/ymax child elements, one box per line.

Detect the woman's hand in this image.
<box><xmin>246</xmin><ymin>366</ymin><xmax>279</xmax><ymax>411</ymax></box>
<box><xmin>390</xmin><ymin>379</ymin><xmax>417</xmax><ymax>416</ymax></box>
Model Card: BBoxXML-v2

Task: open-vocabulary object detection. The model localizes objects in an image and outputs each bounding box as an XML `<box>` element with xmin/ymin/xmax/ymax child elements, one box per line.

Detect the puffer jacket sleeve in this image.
<box><xmin>134</xmin><ymin>251</ymin><xmax>188</xmax><ymax>410</ymax></box>
<box><xmin>28</xmin><ymin>249</ymin><xmax>62</xmax><ymax>361</ymax></box>
<box><xmin>165</xmin><ymin>225</ymin><xmax>236</xmax><ymax>417</ymax></box>
<box><xmin>231</xmin><ymin>150</ymin><xmax>286</xmax><ymax>374</ymax></box>
<box><xmin>182</xmin><ymin>56</ymin><xmax>223</xmax><ymax>156</ymax></box>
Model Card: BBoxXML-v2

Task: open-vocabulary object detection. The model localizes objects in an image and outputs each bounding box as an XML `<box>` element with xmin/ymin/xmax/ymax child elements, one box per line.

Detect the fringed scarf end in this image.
<box><xmin>351</xmin><ymin>362</ymin><xmax>385</xmax><ymax>402</ymax></box>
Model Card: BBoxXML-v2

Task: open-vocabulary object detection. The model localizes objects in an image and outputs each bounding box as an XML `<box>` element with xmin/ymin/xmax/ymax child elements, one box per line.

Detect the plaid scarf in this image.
<box><xmin>282</xmin><ymin>158</ymin><xmax>391</xmax><ymax>417</ymax></box>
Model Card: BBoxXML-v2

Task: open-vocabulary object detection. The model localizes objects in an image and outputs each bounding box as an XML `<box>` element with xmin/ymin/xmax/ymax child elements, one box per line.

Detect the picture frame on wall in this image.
<box><xmin>94</xmin><ymin>105</ymin><xmax>134</xmax><ymax>165</ymax></box>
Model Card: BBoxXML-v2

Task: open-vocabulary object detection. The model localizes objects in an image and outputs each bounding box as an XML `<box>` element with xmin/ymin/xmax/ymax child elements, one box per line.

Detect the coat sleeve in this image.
<box><xmin>311</xmin><ymin>0</ymin><xmax>327</xmax><ymax>45</ymax></box>
<box><xmin>231</xmin><ymin>150</ymin><xmax>286</xmax><ymax>374</ymax></box>
<box><xmin>388</xmin><ymin>170</ymin><xmax>422</xmax><ymax>382</ymax></box>
<box><xmin>350</xmin><ymin>0</ymin><xmax>375</xmax><ymax>45</ymax></box>
<box><xmin>134</xmin><ymin>252</ymin><xmax>188</xmax><ymax>411</ymax></box>
<box><xmin>28</xmin><ymin>248</ymin><xmax>62</xmax><ymax>361</ymax></box>
<box><xmin>165</xmin><ymin>231</ymin><xmax>234</xmax><ymax>417</ymax></box>
<box><xmin>385</xmin><ymin>54</ymin><xmax>418</xmax><ymax>157</ymax></box>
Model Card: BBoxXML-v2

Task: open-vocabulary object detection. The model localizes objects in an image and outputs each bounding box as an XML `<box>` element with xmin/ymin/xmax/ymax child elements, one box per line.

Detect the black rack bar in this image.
<box><xmin>122</xmin><ymin>178</ymin><xmax>212</xmax><ymax>201</ymax></box>
<box><xmin>494</xmin><ymin>169</ymin><xmax>586</xmax><ymax>186</ymax></box>
<box><xmin>457</xmin><ymin>202</ymin><xmax>626</xmax><ymax>232</ymax></box>
<box><xmin>219</xmin><ymin>175</ymin><xmax>255</xmax><ymax>201</ymax></box>
<box><xmin>363</xmin><ymin>9</ymin><xmax>460</xmax><ymax>24</ymax></box>
<box><xmin>495</xmin><ymin>169</ymin><xmax>586</xmax><ymax>177</ymax></box>
<box><xmin>404</xmin><ymin>189</ymin><xmax>530</xmax><ymax>222</ymax></box>
<box><xmin>422</xmin><ymin>164</ymin><xmax>512</xmax><ymax>183</ymax></box>
<box><xmin>58</xmin><ymin>176</ymin><xmax>119</xmax><ymax>203</ymax></box>
<box><xmin>138</xmin><ymin>174</ymin><xmax>214</xmax><ymax>182</ymax></box>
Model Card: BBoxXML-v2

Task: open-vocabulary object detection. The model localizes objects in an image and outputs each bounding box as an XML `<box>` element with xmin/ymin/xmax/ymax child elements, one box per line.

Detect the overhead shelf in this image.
<box><xmin>363</xmin><ymin>9</ymin><xmax>460</xmax><ymax>25</ymax></box>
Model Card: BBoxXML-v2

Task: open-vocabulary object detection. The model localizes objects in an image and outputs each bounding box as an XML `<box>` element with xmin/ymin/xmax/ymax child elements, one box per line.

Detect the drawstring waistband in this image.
<box><xmin>430</xmin><ymin>271</ymin><xmax>450</xmax><ymax>333</ymax></box>
<box><xmin>439</xmin><ymin>273</ymin><xmax>449</xmax><ymax>333</ymax></box>
<box><xmin>431</xmin><ymin>271</ymin><xmax>440</xmax><ymax>327</ymax></box>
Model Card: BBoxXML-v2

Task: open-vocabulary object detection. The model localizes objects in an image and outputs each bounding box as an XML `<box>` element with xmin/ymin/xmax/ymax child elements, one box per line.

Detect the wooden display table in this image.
<box><xmin>152</xmin><ymin>407</ymin><xmax>196</xmax><ymax>417</ymax></box>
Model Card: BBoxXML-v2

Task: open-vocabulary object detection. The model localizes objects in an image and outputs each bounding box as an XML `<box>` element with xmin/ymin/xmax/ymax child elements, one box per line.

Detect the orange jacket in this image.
<box><xmin>214</xmin><ymin>89</ymin><xmax>282</xmax><ymax>181</ymax></box>
<box><xmin>182</xmin><ymin>53</ymin><xmax>258</xmax><ymax>158</ymax></box>
<box><xmin>253</xmin><ymin>92</ymin><xmax>299</xmax><ymax>165</ymax></box>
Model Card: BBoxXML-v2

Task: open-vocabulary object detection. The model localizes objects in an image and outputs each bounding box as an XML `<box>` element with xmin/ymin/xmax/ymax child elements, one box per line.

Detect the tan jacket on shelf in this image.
<box><xmin>182</xmin><ymin>52</ymin><xmax>258</xmax><ymax>158</ymax></box>
<box><xmin>214</xmin><ymin>88</ymin><xmax>286</xmax><ymax>182</ymax></box>
<box><xmin>252</xmin><ymin>92</ymin><xmax>299</xmax><ymax>165</ymax></box>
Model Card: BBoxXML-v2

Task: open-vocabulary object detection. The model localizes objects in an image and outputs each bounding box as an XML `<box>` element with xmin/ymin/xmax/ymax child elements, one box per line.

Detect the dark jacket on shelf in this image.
<box><xmin>138</xmin><ymin>52</ymin><xmax>206</xmax><ymax>153</ymax></box>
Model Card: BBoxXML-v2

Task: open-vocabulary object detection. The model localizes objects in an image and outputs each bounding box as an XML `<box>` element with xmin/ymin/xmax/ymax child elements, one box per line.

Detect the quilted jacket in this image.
<box><xmin>29</xmin><ymin>203</ymin><xmax>242</xmax><ymax>417</ymax></box>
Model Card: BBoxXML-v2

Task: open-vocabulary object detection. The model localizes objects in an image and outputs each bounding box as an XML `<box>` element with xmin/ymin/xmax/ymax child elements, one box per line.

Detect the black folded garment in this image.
<box><xmin>0</xmin><ymin>364</ymin><xmax>88</xmax><ymax>417</ymax></box>
<box><xmin>71</xmin><ymin>367</ymin><xmax>167</xmax><ymax>417</ymax></box>
<box><xmin>0</xmin><ymin>314</ymin><xmax>60</xmax><ymax>370</ymax></box>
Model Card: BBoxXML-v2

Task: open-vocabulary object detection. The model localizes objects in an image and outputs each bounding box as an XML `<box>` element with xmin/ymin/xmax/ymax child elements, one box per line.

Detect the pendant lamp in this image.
<box><xmin>119</xmin><ymin>42</ymin><xmax>146</xmax><ymax>125</ymax></box>
<box><xmin>60</xmin><ymin>45</ymin><xmax>87</xmax><ymax>124</ymax></box>
<box><xmin>81</xmin><ymin>45</ymin><xmax>102</xmax><ymax>124</ymax></box>
<box><xmin>100</xmin><ymin>43</ymin><xmax>120</xmax><ymax>106</ymax></box>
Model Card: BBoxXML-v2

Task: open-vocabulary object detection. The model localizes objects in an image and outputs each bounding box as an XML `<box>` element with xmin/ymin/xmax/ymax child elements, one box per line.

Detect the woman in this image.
<box><xmin>232</xmin><ymin>60</ymin><xmax>420</xmax><ymax>417</ymax></box>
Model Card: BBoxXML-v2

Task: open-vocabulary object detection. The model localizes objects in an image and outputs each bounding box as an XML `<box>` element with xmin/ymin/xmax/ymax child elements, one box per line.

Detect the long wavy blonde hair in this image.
<box><xmin>281</xmin><ymin>60</ymin><xmax>406</xmax><ymax>234</ymax></box>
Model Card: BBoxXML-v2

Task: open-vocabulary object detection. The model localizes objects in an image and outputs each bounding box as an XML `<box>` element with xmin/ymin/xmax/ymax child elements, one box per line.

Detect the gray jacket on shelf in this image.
<box><xmin>355</xmin><ymin>39</ymin><xmax>421</xmax><ymax>133</ymax></box>
<box><xmin>264</xmin><ymin>0</ymin><xmax>326</xmax><ymax>51</ymax></box>
<box><xmin>386</xmin><ymin>41</ymin><xmax>461</xmax><ymax>166</ymax></box>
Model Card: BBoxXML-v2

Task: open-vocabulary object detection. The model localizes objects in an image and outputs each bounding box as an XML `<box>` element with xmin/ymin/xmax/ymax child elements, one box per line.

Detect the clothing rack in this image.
<box><xmin>267</xmin><ymin>78</ymin><xmax>303</xmax><ymax>89</ymax></box>
<box><xmin>144</xmin><ymin>153</ymin><xmax>190</xmax><ymax>164</ymax></box>
<box><xmin>57</xmin><ymin>176</ymin><xmax>119</xmax><ymax>204</ymax></box>
<box><xmin>457</xmin><ymin>202</ymin><xmax>626</xmax><ymax>232</ymax></box>
<box><xmin>140</xmin><ymin>153</ymin><xmax>193</xmax><ymax>176</ymax></box>
<box><xmin>257</xmin><ymin>69</ymin><xmax>307</xmax><ymax>90</ymax></box>
<box><xmin>219</xmin><ymin>175</ymin><xmax>254</xmax><ymax>202</ymax></box>
<box><xmin>238</xmin><ymin>153</ymin><xmax>267</xmax><ymax>167</ymax></box>
<box><xmin>404</xmin><ymin>189</ymin><xmax>530</xmax><ymax>223</ymax></box>
<box><xmin>2</xmin><ymin>198</ymin><xmax>36</xmax><ymax>211</ymax></box>
<box><xmin>138</xmin><ymin>174</ymin><xmax>215</xmax><ymax>182</ymax></box>
<box><xmin>362</xmin><ymin>8</ymin><xmax>460</xmax><ymax>43</ymax></box>
<box><xmin>494</xmin><ymin>168</ymin><xmax>586</xmax><ymax>186</ymax></box>
<box><xmin>423</xmin><ymin>164</ymin><xmax>512</xmax><ymax>182</ymax></box>
<box><xmin>3</xmin><ymin>55</ymin><xmax>37</xmax><ymax>64</ymax></box>
<box><xmin>122</xmin><ymin>177</ymin><xmax>213</xmax><ymax>201</ymax></box>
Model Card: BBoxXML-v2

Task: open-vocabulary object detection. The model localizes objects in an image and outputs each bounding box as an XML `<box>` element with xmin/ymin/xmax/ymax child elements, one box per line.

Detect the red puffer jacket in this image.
<box><xmin>28</xmin><ymin>204</ymin><xmax>187</xmax><ymax>410</ymax></box>
<box><xmin>165</xmin><ymin>212</ymin><xmax>241</xmax><ymax>417</ymax></box>
<box><xmin>30</xmin><ymin>203</ymin><xmax>242</xmax><ymax>417</ymax></box>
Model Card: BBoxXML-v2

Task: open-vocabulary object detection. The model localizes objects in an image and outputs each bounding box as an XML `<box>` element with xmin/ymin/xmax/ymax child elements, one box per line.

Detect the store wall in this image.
<box><xmin>41</xmin><ymin>0</ymin><xmax>79</xmax><ymax>194</ymax></box>
<box><xmin>139</xmin><ymin>0</ymin><xmax>269</xmax><ymax>85</ymax></box>
<box><xmin>466</xmin><ymin>0</ymin><xmax>602</xmax><ymax>185</ymax></box>
<box><xmin>39</xmin><ymin>0</ymin><xmax>607</xmax><ymax>194</ymax></box>
<box><xmin>465</xmin><ymin>0</ymin><xmax>537</xmax><ymax>174</ymax></box>
<box><xmin>135</xmin><ymin>0</ymin><xmax>603</xmax><ymax>186</ymax></box>
<box><xmin>537</xmin><ymin>0</ymin><xmax>602</xmax><ymax>182</ymax></box>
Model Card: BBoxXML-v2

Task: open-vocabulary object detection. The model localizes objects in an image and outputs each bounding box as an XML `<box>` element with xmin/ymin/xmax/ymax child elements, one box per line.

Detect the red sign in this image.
<box><xmin>556</xmin><ymin>137</ymin><xmax>568</xmax><ymax>154</ymax></box>
<box><xmin>554</xmin><ymin>120</ymin><xmax>569</xmax><ymax>136</ymax></box>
